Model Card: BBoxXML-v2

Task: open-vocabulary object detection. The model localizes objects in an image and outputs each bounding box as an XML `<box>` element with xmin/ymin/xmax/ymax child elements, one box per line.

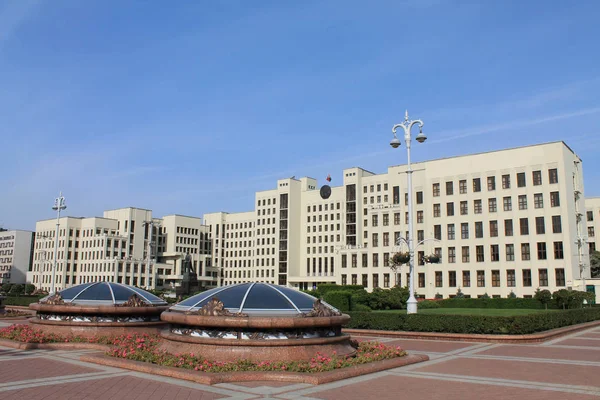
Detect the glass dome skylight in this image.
<box><xmin>41</xmin><ymin>282</ymin><xmax>167</xmax><ymax>306</ymax></box>
<box><xmin>170</xmin><ymin>283</ymin><xmax>333</xmax><ymax>316</ymax></box>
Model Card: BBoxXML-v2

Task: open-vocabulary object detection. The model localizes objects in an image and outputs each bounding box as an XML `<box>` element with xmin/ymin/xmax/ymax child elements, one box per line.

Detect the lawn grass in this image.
<box><xmin>373</xmin><ymin>308</ymin><xmax>559</xmax><ymax>316</ymax></box>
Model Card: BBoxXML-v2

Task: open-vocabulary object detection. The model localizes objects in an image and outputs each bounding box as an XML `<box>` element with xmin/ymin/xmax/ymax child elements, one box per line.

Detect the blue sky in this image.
<box><xmin>2</xmin><ymin>0</ymin><xmax>600</xmax><ymax>230</ymax></box>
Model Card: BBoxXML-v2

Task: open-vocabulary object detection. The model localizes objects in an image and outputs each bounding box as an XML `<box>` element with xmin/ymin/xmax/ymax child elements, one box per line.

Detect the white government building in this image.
<box><xmin>0</xmin><ymin>230</ymin><xmax>34</xmax><ymax>285</ymax></box>
<box><xmin>27</xmin><ymin>141</ymin><xmax>600</xmax><ymax>299</ymax></box>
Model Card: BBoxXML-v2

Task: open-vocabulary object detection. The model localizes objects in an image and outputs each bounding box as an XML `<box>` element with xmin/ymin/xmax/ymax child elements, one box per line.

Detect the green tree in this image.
<box><xmin>534</xmin><ymin>288</ymin><xmax>552</xmax><ymax>309</ymax></box>
<box><xmin>24</xmin><ymin>284</ymin><xmax>36</xmax><ymax>295</ymax></box>
<box><xmin>508</xmin><ymin>290</ymin><xmax>517</xmax><ymax>299</ymax></box>
<box><xmin>8</xmin><ymin>284</ymin><xmax>24</xmax><ymax>296</ymax></box>
<box><xmin>591</xmin><ymin>251</ymin><xmax>600</xmax><ymax>278</ymax></box>
<box><xmin>0</xmin><ymin>283</ymin><xmax>13</xmax><ymax>294</ymax></box>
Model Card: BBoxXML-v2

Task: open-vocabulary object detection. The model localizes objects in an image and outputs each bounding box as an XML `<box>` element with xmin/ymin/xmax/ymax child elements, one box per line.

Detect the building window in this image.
<box><xmin>433</xmin><ymin>183</ymin><xmax>440</xmax><ymax>197</ymax></box>
<box><xmin>448</xmin><ymin>247</ymin><xmax>456</xmax><ymax>263</ymax></box>
<box><xmin>507</xmin><ymin>269</ymin><xmax>516</xmax><ymax>287</ymax></box>
<box><xmin>535</xmin><ymin>216</ymin><xmax>545</xmax><ymax>234</ymax></box>
<box><xmin>475</xmin><ymin>222</ymin><xmax>483</xmax><ymax>238</ymax></box>
<box><xmin>553</xmin><ymin>241</ymin><xmax>564</xmax><ymax>259</ymax></box>
<box><xmin>459</xmin><ymin>180</ymin><xmax>467</xmax><ymax>194</ymax></box>
<box><xmin>373</xmin><ymin>274</ymin><xmax>379</xmax><ymax>288</ymax></box>
<box><xmin>506</xmin><ymin>244</ymin><xmax>515</xmax><ymax>261</ymax></box>
<box><xmin>461</xmin><ymin>223</ymin><xmax>469</xmax><ymax>239</ymax></box>
<box><xmin>533</xmin><ymin>170</ymin><xmax>542</xmax><ymax>186</ymax></box>
<box><xmin>383</xmin><ymin>273</ymin><xmax>390</xmax><ymax>288</ymax></box>
<box><xmin>462</xmin><ymin>246</ymin><xmax>470</xmax><ymax>262</ymax></box>
<box><xmin>393</xmin><ymin>187</ymin><xmax>400</xmax><ymax>204</ymax></box>
<box><xmin>417</xmin><ymin>211</ymin><xmax>424</xmax><ymax>223</ymax></box>
<box><xmin>394</xmin><ymin>213</ymin><xmax>400</xmax><ymax>225</ymax></box>
<box><xmin>435</xmin><ymin>271</ymin><xmax>443</xmax><ymax>287</ymax></box>
<box><xmin>473</xmin><ymin>178</ymin><xmax>481</xmax><ymax>192</ymax></box>
<box><xmin>461</xmin><ymin>271</ymin><xmax>470</xmax><ymax>287</ymax></box>
<box><xmin>416</xmin><ymin>192</ymin><xmax>423</xmax><ymax>204</ymax></box>
<box><xmin>434</xmin><ymin>225</ymin><xmax>442</xmax><ymax>240</ymax></box>
<box><xmin>517</xmin><ymin>172</ymin><xmax>526</xmax><ymax>187</ymax></box>
<box><xmin>455</xmin><ymin>201</ymin><xmax>466</xmax><ymax>217</ymax></box>
<box><xmin>362</xmin><ymin>254</ymin><xmax>368</xmax><ymax>267</ymax></box>
<box><xmin>518</xmin><ymin>195</ymin><xmax>527</xmax><ymax>210</ymax></box>
<box><xmin>341</xmin><ymin>275</ymin><xmax>347</xmax><ymax>285</ymax></box>
<box><xmin>418</xmin><ymin>273</ymin><xmax>425</xmax><ymax>288</ymax></box>
<box><xmin>504</xmin><ymin>219</ymin><xmax>513</xmax><ymax>236</ymax></box>
<box><xmin>477</xmin><ymin>270</ymin><xmax>485</xmax><ymax>287</ymax></box>
<box><xmin>520</xmin><ymin>243</ymin><xmax>531</xmax><ymax>261</ymax></box>
<box><xmin>589</xmin><ymin>227</ymin><xmax>596</xmax><ymax>237</ymax></box>
<box><xmin>502</xmin><ymin>174</ymin><xmax>511</xmax><ymax>189</ymax></box>
<box><xmin>555</xmin><ymin>268</ymin><xmax>565</xmax><ymax>286</ymax></box>
<box><xmin>537</xmin><ymin>242</ymin><xmax>547</xmax><ymax>260</ymax></box>
<box><xmin>447</xmin><ymin>224</ymin><xmax>455</xmax><ymax>240</ymax></box>
<box><xmin>383</xmin><ymin>214</ymin><xmax>389</xmax><ymax>226</ymax></box>
<box><xmin>503</xmin><ymin>196</ymin><xmax>512</xmax><ymax>211</ymax></box>
<box><xmin>588</xmin><ymin>211</ymin><xmax>594</xmax><ymax>222</ymax></box>
<box><xmin>446</xmin><ymin>181</ymin><xmax>454</xmax><ymax>195</ymax></box>
<box><xmin>433</xmin><ymin>204</ymin><xmax>441</xmax><ymax>218</ymax></box>
<box><xmin>489</xmin><ymin>220</ymin><xmax>498</xmax><ymax>237</ymax></box>
<box><xmin>351</xmin><ymin>274</ymin><xmax>357</xmax><ymax>285</ymax></box>
<box><xmin>488</xmin><ymin>198</ymin><xmax>497</xmax><ymax>213</ymax></box>
<box><xmin>448</xmin><ymin>271</ymin><xmax>457</xmax><ymax>287</ymax></box>
<box><xmin>492</xmin><ymin>270</ymin><xmax>500</xmax><ymax>287</ymax></box>
<box><xmin>490</xmin><ymin>244</ymin><xmax>499</xmax><ymax>261</ymax></box>
<box><xmin>548</xmin><ymin>168</ymin><xmax>558</xmax><ymax>184</ymax></box>
<box><xmin>383</xmin><ymin>232</ymin><xmax>389</xmax><ymax>246</ymax></box>
<box><xmin>447</xmin><ymin>202</ymin><xmax>455</xmax><ymax>216</ymax></box>
<box><xmin>534</xmin><ymin>193</ymin><xmax>544</xmax><ymax>209</ymax></box>
<box><xmin>520</xmin><ymin>218</ymin><xmax>529</xmax><ymax>235</ymax></box>
<box><xmin>523</xmin><ymin>269</ymin><xmax>532</xmax><ymax>287</ymax></box>
<box><xmin>552</xmin><ymin>215</ymin><xmax>562</xmax><ymax>233</ymax></box>
<box><xmin>342</xmin><ymin>254</ymin><xmax>347</xmax><ymax>268</ymax></box>
<box><xmin>372</xmin><ymin>215</ymin><xmax>378</xmax><ymax>227</ymax></box>
<box><xmin>474</xmin><ymin>199</ymin><xmax>482</xmax><ymax>214</ymax></box>
<box><xmin>362</xmin><ymin>274</ymin><xmax>368</xmax><ymax>287</ymax></box>
<box><xmin>476</xmin><ymin>245</ymin><xmax>484</xmax><ymax>262</ymax></box>
<box><xmin>487</xmin><ymin>176</ymin><xmax>496</xmax><ymax>191</ymax></box>
<box><xmin>539</xmin><ymin>269</ymin><xmax>548</xmax><ymax>286</ymax></box>
<box><xmin>550</xmin><ymin>192</ymin><xmax>560</xmax><ymax>207</ymax></box>
<box><xmin>352</xmin><ymin>254</ymin><xmax>357</xmax><ymax>267</ymax></box>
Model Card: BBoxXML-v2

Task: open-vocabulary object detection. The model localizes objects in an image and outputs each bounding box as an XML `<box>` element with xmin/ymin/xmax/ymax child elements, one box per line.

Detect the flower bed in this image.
<box><xmin>0</xmin><ymin>309</ymin><xmax>31</xmax><ymax>319</ymax></box>
<box><xmin>0</xmin><ymin>324</ymin><xmax>407</xmax><ymax>374</ymax></box>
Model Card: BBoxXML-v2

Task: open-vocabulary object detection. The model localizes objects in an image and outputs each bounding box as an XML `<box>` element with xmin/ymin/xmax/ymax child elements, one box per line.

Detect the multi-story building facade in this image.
<box><xmin>586</xmin><ymin>197</ymin><xmax>600</xmax><ymax>254</ymax></box>
<box><xmin>204</xmin><ymin>141</ymin><xmax>592</xmax><ymax>299</ymax></box>
<box><xmin>0</xmin><ymin>230</ymin><xmax>34</xmax><ymax>284</ymax></box>
<box><xmin>29</xmin><ymin>208</ymin><xmax>218</xmax><ymax>292</ymax></box>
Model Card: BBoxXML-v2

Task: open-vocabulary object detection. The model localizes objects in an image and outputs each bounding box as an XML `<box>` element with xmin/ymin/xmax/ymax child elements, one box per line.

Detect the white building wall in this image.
<box><xmin>0</xmin><ymin>230</ymin><xmax>34</xmax><ymax>284</ymax></box>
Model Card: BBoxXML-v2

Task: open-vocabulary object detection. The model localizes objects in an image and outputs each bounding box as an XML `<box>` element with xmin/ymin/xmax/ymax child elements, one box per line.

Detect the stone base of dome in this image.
<box><xmin>29</xmin><ymin>318</ymin><xmax>167</xmax><ymax>338</ymax></box>
<box><xmin>158</xmin><ymin>329</ymin><xmax>356</xmax><ymax>362</ymax></box>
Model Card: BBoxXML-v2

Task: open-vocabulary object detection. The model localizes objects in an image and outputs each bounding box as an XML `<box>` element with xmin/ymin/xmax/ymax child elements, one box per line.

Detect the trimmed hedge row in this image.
<box><xmin>2</xmin><ymin>296</ymin><xmax>45</xmax><ymax>306</ymax></box>
<box><xmin>346</xmin><ymin>308</ymin><xmax>600</xmax><ymax>335</ymax></box>
<box><xmin>324</xmin><ymin>291</ymin><xmax>353</xmax><ymax>312</ymax></box>
<box><xmin>317</xmin><ymin>284</ymin><xmax>365</xmax><ymax>295</ymax></box>
<box><xmin>436</xmin><ymin>298</ymin><xmax>555</xmax><ymax>309</ymax></box>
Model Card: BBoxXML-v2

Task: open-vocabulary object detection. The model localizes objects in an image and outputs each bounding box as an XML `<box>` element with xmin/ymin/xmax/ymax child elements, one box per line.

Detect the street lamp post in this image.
<box><xmin>390</xmin><ymin>110</ymin><xmax>426</xmax><ymax>314</ymax></box>
<box><xmin>51</xmin><ymin>192</ymin><xmax>66</xmax><ymax>294</ymax></box>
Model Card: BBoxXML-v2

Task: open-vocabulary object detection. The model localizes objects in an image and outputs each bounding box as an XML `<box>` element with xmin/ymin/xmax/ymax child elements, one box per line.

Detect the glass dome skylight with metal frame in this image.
<box><xmin>40</xmin><ymin>282</ymin><xmax>167</xmax><ymax>306</ymax></box>
<box><xmin>170</xmin><ymin>283</ymin><xmax>335</xmax><ymax>316</ymax></box>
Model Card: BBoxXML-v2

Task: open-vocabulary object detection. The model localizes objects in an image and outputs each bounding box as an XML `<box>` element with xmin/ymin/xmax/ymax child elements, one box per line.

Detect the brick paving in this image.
<box><xmin>0</xmin><ymin>325</ymin><xmax>599</xmax><ymax>399</ymax></box>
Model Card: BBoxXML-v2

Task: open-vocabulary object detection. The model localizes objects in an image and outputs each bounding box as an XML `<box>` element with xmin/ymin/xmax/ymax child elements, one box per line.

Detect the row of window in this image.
<box><xmin>432</xmin><ymin>169</ymin><xmax>559</xmax><ymax>197</ymax></box>
<box><xmin>340</xmin><ymin>267</ymin><xmax>564</xmax><ymax>289</ymax></box>
<box><xmin>432</xmin><ymin>216</ymin><xmax>563</xmax><ymax>240</ymax></box>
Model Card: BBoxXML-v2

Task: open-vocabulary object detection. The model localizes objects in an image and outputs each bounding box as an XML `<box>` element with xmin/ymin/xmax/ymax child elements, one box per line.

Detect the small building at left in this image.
<box><xmin>0</xmin><ymin>229</ymin><xmax>35</xmax><ymax>285</ymax></box>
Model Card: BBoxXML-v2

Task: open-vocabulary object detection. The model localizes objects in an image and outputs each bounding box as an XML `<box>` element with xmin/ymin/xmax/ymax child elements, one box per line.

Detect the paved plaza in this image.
<box><xmin>1</xmin><ymin>318</ymin><xmax>599</xmax><ymax>399</ymax></box>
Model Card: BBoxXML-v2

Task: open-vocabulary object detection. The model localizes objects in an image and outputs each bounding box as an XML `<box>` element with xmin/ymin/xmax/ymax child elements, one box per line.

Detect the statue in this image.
<box><xmin>182</xmin><ymin>252</ymin><xmax>196</xmax><ymax>275</ymax></box>
<box><xmin>302</xmin><ymin>299</ymin><xmax>342</xmax><ymax>317</ymax></box>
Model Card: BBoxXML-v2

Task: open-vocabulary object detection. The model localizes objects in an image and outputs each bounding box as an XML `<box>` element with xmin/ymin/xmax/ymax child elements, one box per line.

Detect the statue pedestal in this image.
<box><xmin>176</xmin><ymin>273</ymin><xmax>200</xmax><ymax>297</ymax></box>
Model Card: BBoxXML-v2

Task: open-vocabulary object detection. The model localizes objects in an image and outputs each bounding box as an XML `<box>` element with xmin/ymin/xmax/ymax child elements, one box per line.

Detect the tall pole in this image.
<box><xmin>51</xmin><ymin>192</ymin><xmax>66</xmax><ymax>294</ymax></box>
<box><xmin>145</xmin><ymin>221</ymin><xmax>153</xmax><ymax>289</ymax></box>
<box><xmin>391</xmin><ymin>110</ymin><xmax>425</xmax><ymax>314</ymax></box>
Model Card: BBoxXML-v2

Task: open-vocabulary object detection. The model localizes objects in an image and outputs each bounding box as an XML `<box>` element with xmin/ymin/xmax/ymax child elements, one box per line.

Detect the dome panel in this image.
<box><xmin>170</xmin><ymin>283</ymin><xmax>326</xmax><ymax>316</ymax></box>
<box><xmin>241</xmin><ymin>284</ymin><xmax>295</xmax><ymax>311</ymax></box>
<box><xmin>40</xmin><ymin>282</ymin><xmax>167</xmax><ymax>306</ymax></box>
<box><xmin>274</xmin><ymin>286</ymin><xmax>317</xmax><ymax>310</ymax></box>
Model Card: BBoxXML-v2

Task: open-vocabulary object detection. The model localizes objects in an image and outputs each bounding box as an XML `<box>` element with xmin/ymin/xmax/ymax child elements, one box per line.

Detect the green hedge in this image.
<box><xmin>346</xmin><ymin>308</ymin><xmax>600</xmax><ymax>335</ymax></box>
<box><xmin>436</xmin><ymin>298</ymin><xmax>555</xmax><ymax>309</ymax></box>
<box><xmin>2</xmin><ymin>296</ymin><xmax>45</xmax><ymax>306</ymax></box>
<box><xmin>317</xmin><ymin>284</ymin><xmax>364</xmax><ymax>295</ymax></box>
<box><xmin>323</xmin><ymin>291</ymin><xmax>353</xmax><ymax>312</ymax></box>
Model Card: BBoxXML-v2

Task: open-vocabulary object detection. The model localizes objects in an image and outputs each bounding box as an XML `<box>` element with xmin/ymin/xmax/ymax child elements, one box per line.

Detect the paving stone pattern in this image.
<box><xmin>0</xmin><ymin>324</ymin><xmax>599</xmax><ymax>399</ymax></box>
